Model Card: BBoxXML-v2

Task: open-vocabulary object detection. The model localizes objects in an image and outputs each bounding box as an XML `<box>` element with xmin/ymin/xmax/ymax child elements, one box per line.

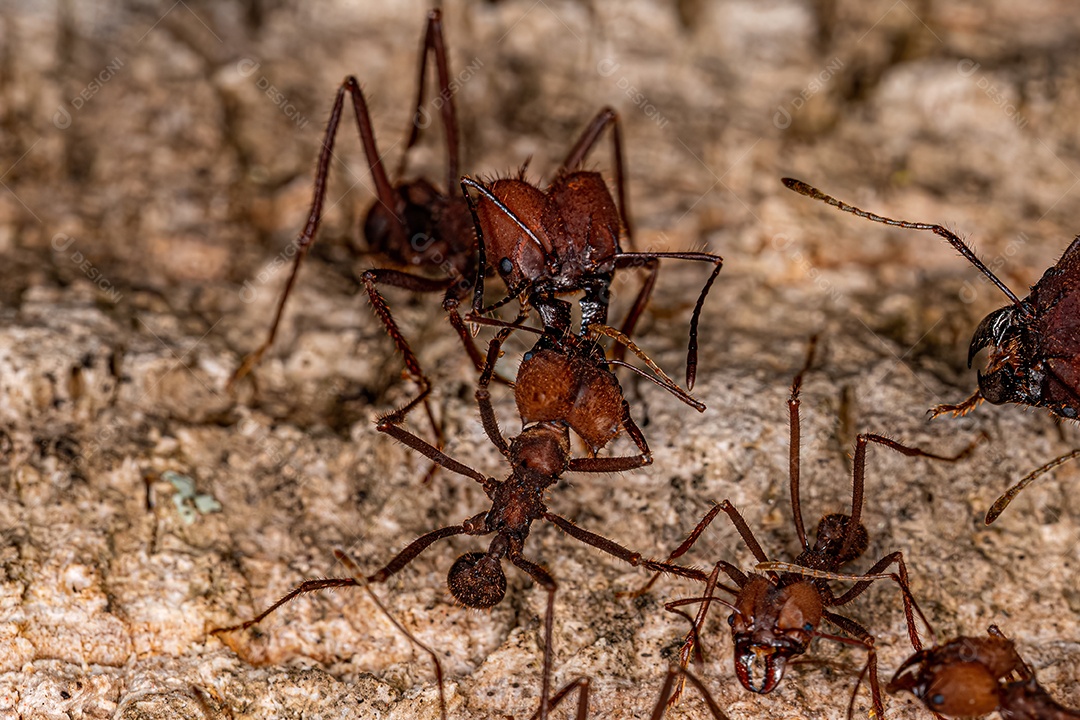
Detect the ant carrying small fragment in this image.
<box><xmin>783</xmin><ymin>177</ymin><xmax>1080</xmax><ymax>522</ymax></box>
<box><xmin>888</xmin><ymin>624</ymin><xmax>1080</xmax><ymax>719</ymax></box>
<box><xmin>213</xmin><ymin>327</ymin><xmax>710</xmax><ymax>720</ymax></box>
<box><xmin>459</xmin><ymin>110</ymin><xmax>724</xmax><ymax>390</ymax></box>
<box><xmin>629</xmin><ymin>339</ymin><xmax>980</xmax><ymax>717</ymax></box>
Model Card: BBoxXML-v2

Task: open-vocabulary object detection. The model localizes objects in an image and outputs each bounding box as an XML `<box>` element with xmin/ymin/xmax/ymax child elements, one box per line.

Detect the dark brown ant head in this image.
<box><xmin>509</xmin><ymin>423</ymin><xmax>571</xmax><ymax>479</ymax></box>
<box><xmin>447</xmin><ymin>551</ymin><xmax>506</xmax><ymax>609</ymax></box>
<box><xmin>515</xmin><ymin>347</ymin><xmax>624</xmax><ymax>453</ymax></box>
<box><xmin>812</xmin><ymin>513</ymin><xmax>869</xmax><ymax>564</ymax></box>
<box><xmin>728</xmin><ymin>576</ymin><xmax>822</xmax><ymax>694</ymax></box>
<box><xmin>887</xmin><ymin>650</ymin><xmax>1001</xmax><ymax>716</ymax></box>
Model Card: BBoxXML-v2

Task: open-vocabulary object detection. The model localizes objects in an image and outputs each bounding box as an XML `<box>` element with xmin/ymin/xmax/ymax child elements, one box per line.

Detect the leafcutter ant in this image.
<box><xmin>630</xmin><ymin>340</ymin><xmax>978</xmax><ymax>716</ymax></box>
<box><xmin>783</xmin><ymin>178</ymin><xmax>1080</xmax><ymax>522</ymax></box>
<box><xmin>229</xmin><ymin>9</ymin><xmax>482</xmax><ymax>441</ymax></box>
<box><xmin>213</xmin><ymin>327</ymin><xmax>709</xmax><ymax>719</ymax></box>
<box><xmin>888</xmin><ymin>624</ymin><xmax>1080</xmax><ymax>718</ymax></box>
<box><xmin>459</xmin><ymin>113</ymin><xmax>724</xmax><ymax>390</ymax></box>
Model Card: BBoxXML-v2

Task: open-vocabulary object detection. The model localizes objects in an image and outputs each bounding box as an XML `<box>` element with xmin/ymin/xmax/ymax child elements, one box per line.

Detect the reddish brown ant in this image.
<box><xmin>888</xmin><ymin>624</ymin><xmax>1080</xmax><ymax>719</ymax></box>
<box><xmin>212</xmin><ymin>326</ymin><xmax>709</xmax><ymax>719</ymax></box>
<box><xmin>783</xmin><ymin>178</ymin><xmax>1080</xmax><ymax>522</ymax></box>
<box><xmin>459</xmin><ymin>124</ymin><xmax>724</xmax><ymax>389</ymax></box>
<box><xmin>630</xmin><ymin>340</ymin><xmax>978</xmax><ymax>716</ymax></box>
<box><xmin>229</xmin><ymin>8</ymin><xmax>482</xmax><ymax>444</ymax></box>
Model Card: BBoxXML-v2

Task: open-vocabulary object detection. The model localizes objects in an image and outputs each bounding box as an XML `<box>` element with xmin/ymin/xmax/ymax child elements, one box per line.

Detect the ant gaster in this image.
<box><xmin>888</xmin><ymin>624</ymin><xmax>1080</xmax><ymax>719</ymax></box>
<box><xmin>633</xmin><ymin>340</ymin><xmax>977</xmax><ymax>716</ymax></box>
<box><xmin>783</xmin><ymin>178</ymin><xmax>1080</xmax><ymax>522</ymax></box>
<box><xmin>213</xmin><ymin>329</ymin><xmax>709</xmax><ymax>720</ymax></box>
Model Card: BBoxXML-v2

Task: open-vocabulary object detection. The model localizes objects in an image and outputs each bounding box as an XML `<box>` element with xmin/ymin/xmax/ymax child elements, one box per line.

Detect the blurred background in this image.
<box><xmin>1</xmin><ymin>1</ymin><xmax>1078</xmax><ymax>718</ymax></box>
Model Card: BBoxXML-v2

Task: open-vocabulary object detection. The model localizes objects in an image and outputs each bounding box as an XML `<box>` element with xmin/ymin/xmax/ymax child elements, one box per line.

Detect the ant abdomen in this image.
<box><xmin>448</xmin><ymin>551</ymin><xmax>507</xmax><ymax>609</ymax></box>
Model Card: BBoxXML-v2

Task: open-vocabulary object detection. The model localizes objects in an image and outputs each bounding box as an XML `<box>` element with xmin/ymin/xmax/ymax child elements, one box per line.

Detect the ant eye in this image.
<box><xmin>803</xmin><ymin>622</ymin><xmax>813</xmax><ymax>632</ymax></box>
<box><xmin>727</xmin><ymin>614</ymin><xmax>735</xmax><ymax>627</ymax></box>
<box><xmin>499</xmin><ymin>258</ymin><xmax>513</xmax><ymax>275</ymax></box>
<box><xmin>930</xmin><ymin>694</ymin><xmax>945</xmax><ymax>707</ymax></box>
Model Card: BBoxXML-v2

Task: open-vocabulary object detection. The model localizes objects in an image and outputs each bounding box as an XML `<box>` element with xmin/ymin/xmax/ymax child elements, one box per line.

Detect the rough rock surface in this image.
<box><xmin>1</xmin><ymin>1</ymin><xmax>1078</xmax><ymax>718</ymax></box>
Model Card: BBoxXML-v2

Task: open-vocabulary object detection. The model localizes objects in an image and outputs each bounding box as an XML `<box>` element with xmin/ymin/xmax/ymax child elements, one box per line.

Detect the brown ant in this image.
<box><xmin>213</xmin><ymin>327</ymin><xmax>709</xmax><ymax>719</ymax></box>
<box><xmin>888</xmin><ymin>624</ymin><xmax>1080</xmax><ymax>719</ymax></box>
<box><xmin>228</xmin><ymin>8</ymin><xmax>480</xmax><ymax>457</ymax></box>
<box><xmin>459</xmin><ymin>121</ymin><xmax>724</xmax><ymax>390</ymax></box>
<box><xmin>630</xmin><ymin>340</ymin><xmax>978</xmax><ymax>716</ymax></box>
<box><xmin>783</xmin><ymin>178</ymin><xmax>1080</xmax><ymax>522</ymax></box>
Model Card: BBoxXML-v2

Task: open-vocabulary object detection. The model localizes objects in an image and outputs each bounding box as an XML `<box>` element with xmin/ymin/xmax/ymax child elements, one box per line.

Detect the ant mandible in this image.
<box><xmin>631</xmin><ymin>339</ymin><xmax>979</xmax><ymax>716</ymax></box>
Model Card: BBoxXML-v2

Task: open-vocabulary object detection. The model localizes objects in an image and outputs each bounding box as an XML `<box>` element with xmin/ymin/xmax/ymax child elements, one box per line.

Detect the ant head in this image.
<box><xmin>515</xmin><ymin>348</ymin><xmax>624</xmax><ymax>453</ymax></box>
<box><xmin>447</xmin><ymin>551</ymin><xmax>506</xmax><ymax>609</ymax></box>
<box><xmin>812</xmin><ymin>513</ymin><xmax>868</xmax><ymax>563</ymax></box>
<box><xmin>968</xmin><ymin>304</ymin><xmax>1033</xmax><ymax>407</ymax></box>
<box><xmin>509</xmin><ymin>423</ymin><xmax>570</xmax><ymax>479</ymax></box>
<box><xmin>474</xmin><ymin>178</ymin><xmax>550</xmax><ymax>288</ymax></box>
<box><xmin>888</xmin><ymin>652</ymin><xmax>1000</xmax><ymax>716</ymax></box>
<box><xmin>728</xmin><ymin>577</ymin><xmax>821</xmax><ymax>694</ymax></box>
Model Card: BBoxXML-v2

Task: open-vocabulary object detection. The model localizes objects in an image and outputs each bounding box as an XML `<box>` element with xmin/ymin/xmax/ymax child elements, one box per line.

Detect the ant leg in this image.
<box><xmin>820</xmin><ymin>612</ymin><xmax>885</xmax><ymax>720</ymax></box>
<box><xmin>788</xmin><ymin>335</ymin><xmax>818</xmax><ymax>551</ymax></box>
<box><xmin>619</xmin><ymin>504</ymin><xmax>726</xmax><ymax>599</ymax></box>
<box><xmin>528</xmin><ymin>678</ymin><xmax>590</xmax><ymax>720</ymax></box>
<box><xmin>558</xmin><ymin>107</ymin><xmax>634</xmax><ymax>251</ymax></box>
<box><xmin>475</xmin><ymin>329</ymin><xmax>515</xmax><ymax>458</ymax></box>
<box><xmin>986</xmin><ymin>448</ymin><xmax>1080</xmax><ymax>524</ymax></box>
<box><xmin>230</xmin><ymin>77</ymin><xmax>401</xmax><ymax>390</ymax></box>
<box><xmin>335</xmin><ymin>549</ymin><xmax>447</xmax><ymax>720</ymax></box>
<box><xmin>717</xmin><ymin>500</ymin><xmax>771</xmax><ymax>566</ymax></box>
<box><xmin>543</xmin><ymin>512</ymin><xmax>710</xmax><ymax>584</ymax></box>
<box><xmin>842</xmin><ymin>432</ymin><xmax>982</xmax><ymax>559</ymax></box>
<box><xmin>508</xmin><ymin>552</ymin><xmax>558</xmax><ymax>720</ymax></box>
<box><xmin>929</xmin><ymin>389</ymin><xmax>986</xmax><ymax>418</ymax></box>
<box><xmin>820</xmin><ymin>550</ymin><xmax>928</xmax><ymax>652</ymax></box>
<box><xmin>211</xmin><ymin>524</ymin><xmax>467</xmax><ymax>636</ymax></box>
<box><xmin>398</xmin><ymin>8</ymin><xmax>459</xmax><ymax>189</ymax></box>
<box><xmin>567</xmin><ymin>400</ymin><xmax>651</xmax><ymax>473</ymax></box>
<box><xmin>361</xmin><ymin>268</ymin><xmax>456</xmax><ymax>439</ymax></box>
<box><xmin>613</xmin><ymin>251</ymin><xmax>723</xmax><ymax>389</ymax></box>
<box><xmin>376</xmin><ymin>413</ymin><xmax>492</xmax><ymax>487</ymax></box>
<box><xmin>651</xmin><ymin>667</ymin><xmax>733</xmax><ymax>720</ymax></box>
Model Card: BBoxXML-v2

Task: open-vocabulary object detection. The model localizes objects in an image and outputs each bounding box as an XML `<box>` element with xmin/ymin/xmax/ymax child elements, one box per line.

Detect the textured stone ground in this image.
<box><xmin>1</xmin><ymin>1</ymin><xmax>1078</xmax><ymax>718</ymax></box>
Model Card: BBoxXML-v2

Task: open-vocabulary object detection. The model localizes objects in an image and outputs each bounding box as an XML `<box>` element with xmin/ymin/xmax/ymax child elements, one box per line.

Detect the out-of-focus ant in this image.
<box><xmin>229</xmin><ymin>9</ymin><xmax>481</xmax><ymax>440</ymax></box>
<box><xmin>213</xmin><ymin>326</ymin><xmax>710</xmax><ymax>719</ymax></box>
<box><xmin>889</xmin><ymin>624</ymin><xmax>1080</xmax><ymax>719</ymax></box>
<box><xmin>629</xmin><ymin>340</ymin><xmax>979</xmax><ymax>716</ymax></box>
<box><xmin>783</xmin><ymin>178</ymin><xmax>1080</xmax><ymax>523</ymax></box>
